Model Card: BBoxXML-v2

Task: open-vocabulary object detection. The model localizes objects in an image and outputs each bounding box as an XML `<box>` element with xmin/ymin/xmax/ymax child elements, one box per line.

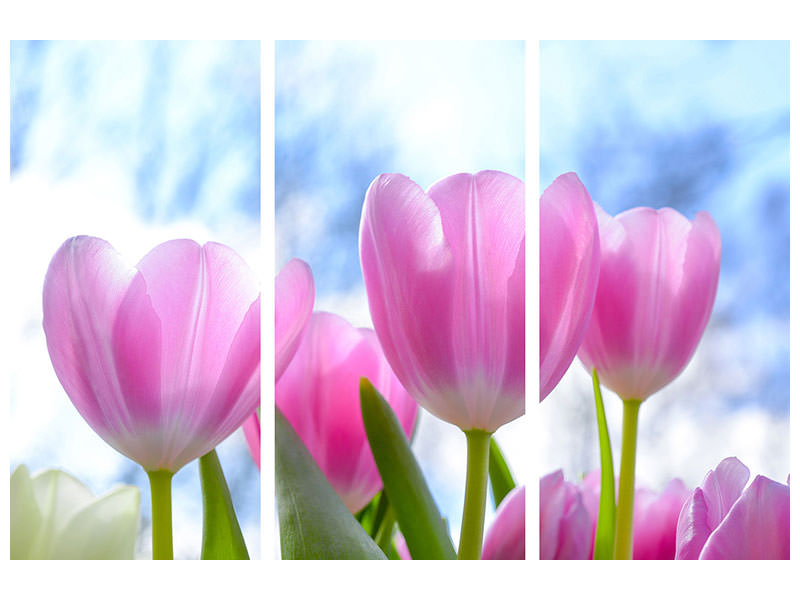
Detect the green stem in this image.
<box><xmin>457</xmin><ymin>429</ymin><xmax>492</xmax><ymax>560</ymax></box>
<box><xmin>614</xmin><ymin>399</ymin><xmax>642</xmax><ymax>560</ymax></box>
<box><xmin>374</xmin><ymin>504</ymin><xmax>396</xmax><ymax>556</ymax></box>
<box><xmin>592</xmin><ymin>368</ymin><xmax>616</xmax><ymax>560</ymax></box>
<box><xmin>147</xmin><ymin>469</ymin><xmax>174</xmax><ymax>560</ymax></box>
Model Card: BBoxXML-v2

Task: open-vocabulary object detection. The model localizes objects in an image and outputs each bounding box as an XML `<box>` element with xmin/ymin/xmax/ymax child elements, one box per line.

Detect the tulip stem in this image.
<box><xmin>147</xmin><ymin>469</ymin><xmax>174</xmax><ymax>560</ymax></box>
<box><xmin>457</xmin><ymin>429</ymin><xmax>492</xmax><ymax>560</ymax></box>
<box><xmin>614</xmin><ymin>399</ymin><xmax>642</xmax><ymax>560</ymax></box>
<box><xmin>374</xmin><ymin>504</ymin><xmax>397</xmax><ymax>556</ymax></box>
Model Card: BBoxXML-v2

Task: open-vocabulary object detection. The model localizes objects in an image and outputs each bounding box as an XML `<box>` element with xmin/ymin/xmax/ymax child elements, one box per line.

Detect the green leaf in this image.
<box><xmin>592</xmin><ymin>368</ymin><xmax>617</xmax><ymax>560</ymax></box>
<box><xmin>360</xmin><ymin>378</ymin><xmax>457</xmax><ymax>560</ymax></box>
<box><xmin>199</xmin><ymin>449</ymin><xmax>249</xmax><ymax>559</ymax></box>
<box><xmin>488</xmin><ymin>438</ymin><xmax>516</xmax><ymax>508</ymax></box>
<box><xmin>275</xmin><ymin>408</ymin><xmax>386</xmax><ymax>559</ymax></box>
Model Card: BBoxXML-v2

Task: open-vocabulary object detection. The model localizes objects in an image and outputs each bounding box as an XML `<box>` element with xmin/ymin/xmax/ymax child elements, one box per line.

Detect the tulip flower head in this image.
<box><xmin>578</xmin><ymin>205</ymin><xmax>721</xmax><ymax>401</ymax></box>
<box><xmin>360</xmin><ymin>170</ymin><xmax>524</xmax><ymax>433</ymax></box>
<box><xmin>482</xmin><ymin>486</ymin><xmax>525</xmax><ymax>560</ymax></box>
<box><xmin>276</xmin><ymin>311</ymin><xmax>418</xmax><ymax>513</ymax></box>
<box><xmin>42</xmin><ymin>236</ymin><xmax>261</xmax><ymax>474</ymax></box>
<box><xmin>539</xmin><ymin>172</ymin><xmax>600</xmax><ymax>401</ymax></box>
<box><xmin>675</xmin><ymin>457</ymin><xmax>789</xmax><ymax>560</ymax></box>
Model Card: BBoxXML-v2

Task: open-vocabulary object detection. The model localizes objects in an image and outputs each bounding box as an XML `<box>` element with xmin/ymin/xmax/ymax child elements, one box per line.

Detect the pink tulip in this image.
<box><xmin>43</xmin><ymin>236</ymin><xmax>260</xmax><ymax>474</ymax></box>
<box><xmin>276</xmin><ymin>311</ymin><xmax>418</xmax><ymax>513</ymax></box>
<box><xmin>578</xmin><ymin>205</ymin><xmax>721</xmax><ymax>401</ymax></box>
<box><xmin>360</xmin><ymin>171</ymin><xmax>524</xmax><ymax>432</ymax></box>
<box><xmin>482</xmin><ymin>486</ymin><xmax>525</xmax><ymax>560</ymax></box>
<box><xmin>242</xmin><ymin>258</ymin><xmax>315</xmax><ymax>471</ymax></box>
<box><xmin>539</xmin><ymin>173</ymin><xmax>600</xmax><ymax>401</ymax></box>
<box><xmin>675</xmin><ymin>457</ymin><xmax>789</xmax><ymax>560</ymax></box>
<box><xmin>540</xmin><ymin>470</ymin><xmax>592</xmax><ymax>560</ymax></box>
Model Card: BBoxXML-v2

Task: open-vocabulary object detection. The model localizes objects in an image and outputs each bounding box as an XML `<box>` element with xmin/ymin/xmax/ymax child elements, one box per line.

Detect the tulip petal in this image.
<box><xmin>540</xmin><ymin>173</ymin><xmax>600</xmax><ymax>400</ymax></box>
<box><xmin>242</xmin><ymin>412</ymin><xmax>261</xmax><ymax>469</ymax></box>
<box><xmin>199</xmin><ymin>296</ymin><xmax>261</xmax><ymax>449</ymax></box>
<box><xmin>43</xmin><ymin>237</ymin><xmax>136</xmax><ymax>441</ymax></box>
<box><xmin>699</xmin><ymin>475</ymin><xmax>789</xmax><ymax>559</ymax></box>
<box><xmin>540</xmin><ymin>470</ymin><xmax>592</xmax><ymax>560</ymax></box>
<box><xmin>675</xmin><ymin>456</ymin><xmax>750</xmax><ymax>559</ymax></box>
<box><xmin>632</xmin><ymin>478</ymin><xmax>689</xmax><ymax>559</ymax></box>
<box><xmin>275</xmin><ymin>258</ymin><xmax>315</xmax><ymax>380</ymax></box>
<box><xmin>482</xmin><ymin>486</ymin><xmax>525</xmax><ymax>559</ymax></box>
<box><xmin>361</xmin><ymin>174</ymin><xmax>456</xmax><ymax>416</ymax></box>
<box><xmin>10</xmin><ymin>465</ymin><xmax>42</xmax><ymax>559</ymax></box>
<box><xmin>133</xmin><ymin>240</ymin><xmax>259</xmax><ymax>405</ymax></box>
<box><xmin>51</xmin><ymin>485</ymin><xmax>140</xmax><ymax>559</ymax></box>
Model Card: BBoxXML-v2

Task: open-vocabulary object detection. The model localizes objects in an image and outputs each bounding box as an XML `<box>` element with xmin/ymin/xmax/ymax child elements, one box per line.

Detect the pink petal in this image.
<box><xmin>699</xmin><ymin>475</ymin><xmax>790</xmax><ymax>560</ymax></box>
<box><xmin>632</xmin><ymin>478</ymin><xmax>689</xmax><ymax>559</ymax></box>
<box><xmin>539</xmin><ymin>173</ymin><xmax>600</xmax><ymax>400</ymax></box>
<box><xmin>43</xmin><ymin>237</ymin><xmax>136</xmax><ymax>445</ymax></box>
<box><xmin>189</xmin><ymin>295</ymin><xmax>260</xmax><ymax>463</ymax></box>
<box><xmin>242</xmin><ymin>412</ymin><xmax>260</xmax><ymax>470</ymax></box>
<box><xmin>276</xmin><ymin>311</ymin><xmax>417</xmax><ymax>513</ymax></box>
<box><xmin>394</xmin><ymin>532</ymin><xmax>412</xmax><ymax>560</ymax></box>
<box><xmin>482</xmin><ymin>486</ymin><xmax>525</xmax><ymax>559</ymax></box>
<box><xmin>360</xmin><ymin>171</ymin><xmax>524</xmax><ymax>432</ymax></box>
<box><xmin>275</xmin><ymin>258</ymin><xmax>315</xmax><ymax>381</ymax></box>
<box><xmin>675</xmin><ymin>457</ymin><xmax>750</xmax><ymax>559</ymax></box>
<box><xmin>540</xmin><ymin>470</ymin><xmax>592</xmax><ymax>560</ymax></box>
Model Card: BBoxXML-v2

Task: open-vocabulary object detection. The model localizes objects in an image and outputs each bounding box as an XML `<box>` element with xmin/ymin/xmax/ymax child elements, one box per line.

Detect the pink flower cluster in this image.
<box><xmin>540</xmin><ymin>457</ymin><xmax>789</xmax><ymax>560</ymax></box>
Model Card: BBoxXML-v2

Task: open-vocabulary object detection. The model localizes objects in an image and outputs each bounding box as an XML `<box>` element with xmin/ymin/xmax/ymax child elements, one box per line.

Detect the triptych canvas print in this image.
<box><xmin>7</xmin><ymin>40</ymin><xmax>790</xmax><ymax>563</ymax></box>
